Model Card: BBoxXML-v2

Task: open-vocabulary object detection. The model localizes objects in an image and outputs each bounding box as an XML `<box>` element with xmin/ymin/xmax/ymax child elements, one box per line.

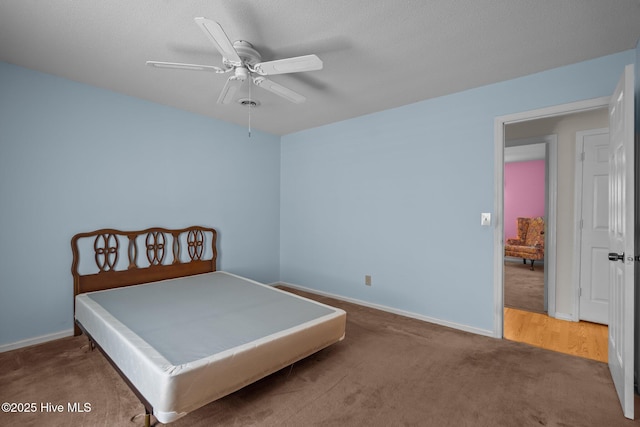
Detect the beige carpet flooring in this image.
<box><xmin>0</xmin><ymin>287</ymin><xmax>635</xmax><ymax>427</ymax></box>
<box><xmin>504</xmin><ymin>260</ymin><xmax>545</xmax><ymax>313</ymax></box>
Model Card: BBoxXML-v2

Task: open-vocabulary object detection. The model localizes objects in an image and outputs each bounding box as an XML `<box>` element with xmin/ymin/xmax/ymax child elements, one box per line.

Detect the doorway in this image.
<box><xmin>494</xmin><ymin>65</ymin><xmax>636</xmax><ymax>420</ymax></box>
<box><xmin>503</xmin><ymin>138</ymin><xmax>551</xmax><ymax>315</ymax></box>
<box><xmin>492</xmin><ymin>97</ymin><xmax>610</xmax><ymax>340</ymax></box>
<box><xmin>498</xmin><ymin>105</ymin><xmax>610</xmax><ymax>362</ymax></box>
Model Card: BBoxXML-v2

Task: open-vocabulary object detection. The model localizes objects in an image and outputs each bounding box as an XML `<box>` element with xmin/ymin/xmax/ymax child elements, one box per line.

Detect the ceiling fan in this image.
<box><xmin>146</xmin><ymin>17</ymin><xmax>323</xmax><ymax>105</ymax></box>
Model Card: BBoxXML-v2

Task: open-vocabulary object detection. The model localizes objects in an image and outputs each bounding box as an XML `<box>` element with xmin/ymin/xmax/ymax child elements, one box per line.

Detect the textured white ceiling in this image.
<box><xmin>1</xmin><ymin>0</ymin><xmax>639</xmax><ymax>135</ymax></box>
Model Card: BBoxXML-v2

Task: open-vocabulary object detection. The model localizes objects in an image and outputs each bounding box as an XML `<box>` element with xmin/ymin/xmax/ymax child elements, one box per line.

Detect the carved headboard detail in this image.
<box><xmin>71</xmin><ymin>226</ymin><xmax>217</xmax><ymax>334</ymax></box>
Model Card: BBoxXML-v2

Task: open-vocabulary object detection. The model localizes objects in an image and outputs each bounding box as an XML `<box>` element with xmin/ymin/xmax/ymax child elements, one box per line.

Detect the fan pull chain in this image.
<box><xmin>248</xmin><ymin>82</ymin><xmax>252</xmax><ymax>138</ymax></box>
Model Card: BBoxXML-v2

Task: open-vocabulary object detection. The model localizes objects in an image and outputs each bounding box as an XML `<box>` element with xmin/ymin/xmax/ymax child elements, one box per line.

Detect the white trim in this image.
<box><xmin>277</xmin><ymin>282</ymin><xmax>495</xmax><ymax>338</ymax></box>
<box><xmin>497</xmin><ymin>97</ymin><xmax>610</xmax><ymax>125</ymax></box>
<box><xmin>0</xmin><ymin>329</ymin><xmax>74</xmax><ymax>353</ymax></box>
<box><xmin>546</xmin><ymin>136</ymin><xmax>558</xmax><ymax>316</ymax></box>
<box><xmin>494</xmin><ymin>96</ymin><xmax>610</xmax><ymax>339</ymax></box>
<box><xmin>264</xmin><ymin>281</ymin><xmax>281</xmax><ymax>287</ymax></box>
<box><xmin>504</xmin><ymin>142</ymin><xmax>546</xmax><ymax>162</ymax></box>
<box><xmin>553</xmin><ymin>312</ymin><xmax>575</xmax><ymax>322</ymax></box>
<box><xmin>572</xmin><ymin>131</ymin><xmax>585</xmax><ymax>322</ymax></box>
<box><xmin>494</xmin><ymin>117</ymin><xmax>506</xmax><ymax>338</ymax></box>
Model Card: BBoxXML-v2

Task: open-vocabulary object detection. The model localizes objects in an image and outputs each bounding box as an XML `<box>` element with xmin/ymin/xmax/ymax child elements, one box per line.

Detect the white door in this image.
<box><xmin>578</xmin><ymin>129</ymin><xmax>610</xmax><ymax>324</ymax></box>
<box><xmin>607</xmin><ymin>64</ymin><xmax>634</xmax><ymax>419</ymax></box>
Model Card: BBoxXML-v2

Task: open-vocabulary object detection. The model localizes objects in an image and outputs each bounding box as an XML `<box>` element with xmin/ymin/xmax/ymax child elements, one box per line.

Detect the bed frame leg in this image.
<box><xmin>144</xmin><ymin>409</ymin><xmax>151</xmax><ymax>427</ymax></box>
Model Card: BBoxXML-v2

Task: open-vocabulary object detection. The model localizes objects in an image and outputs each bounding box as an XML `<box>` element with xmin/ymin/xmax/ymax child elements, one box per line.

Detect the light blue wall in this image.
<box><xmin>1</xmin><ymin>48</ymin><xmax>636</xmax><ymax>347</ymax></box>
<box><xmin>0</xmin><ymin>62</ymin><xmax>281</xmax><ymax>346</ymax></box>
<box><xmin>280</xmin><ymin>50</ymin><xmax>635</xmax><ymax>334</ymax></box>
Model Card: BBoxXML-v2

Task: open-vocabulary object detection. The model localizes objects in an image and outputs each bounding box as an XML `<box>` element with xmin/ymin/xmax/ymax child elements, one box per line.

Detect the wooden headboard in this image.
<box><xmin>71</xmin><ymin>226</ymin><xmax>217</xmax><ymax>335</ymax></box>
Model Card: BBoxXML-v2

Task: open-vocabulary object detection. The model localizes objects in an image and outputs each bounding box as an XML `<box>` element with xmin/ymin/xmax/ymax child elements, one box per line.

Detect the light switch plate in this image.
<box><xmin>481</xmin><ymin>213</ymin><xmax>491</xmax><ymax>226</ymax></box>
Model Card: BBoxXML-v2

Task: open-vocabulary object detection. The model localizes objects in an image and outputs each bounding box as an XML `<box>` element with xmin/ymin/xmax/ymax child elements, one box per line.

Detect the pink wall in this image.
<box><xmin>504</xmin><ymin>160</ymin><xmax>545</xmax><ymax>239</ymax></box>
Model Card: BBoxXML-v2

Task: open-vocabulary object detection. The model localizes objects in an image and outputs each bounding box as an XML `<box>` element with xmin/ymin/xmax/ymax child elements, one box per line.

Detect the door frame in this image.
<box><xmin>493</xmin><ymin>96</ymin><xmax>610</xmax><ymax>338</ymax></box>
<box><xmin>504</xmin><ymin>135</ymin><xmax>557</xmax><ymax>315</ymax></box>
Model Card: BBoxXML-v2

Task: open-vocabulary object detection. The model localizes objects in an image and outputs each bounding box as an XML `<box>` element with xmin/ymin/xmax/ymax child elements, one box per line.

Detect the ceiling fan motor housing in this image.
<box><xmin>225</xmin><ymin>40</ymin><xmax>261</xmax><ymax>67</ymax></box>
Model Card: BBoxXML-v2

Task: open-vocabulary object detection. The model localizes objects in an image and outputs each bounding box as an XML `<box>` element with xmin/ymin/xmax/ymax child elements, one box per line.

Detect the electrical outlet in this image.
<box><xmin>365</xmin><ymin>275</ymin><xmax>372</xmax><ymax>286</ymax></box>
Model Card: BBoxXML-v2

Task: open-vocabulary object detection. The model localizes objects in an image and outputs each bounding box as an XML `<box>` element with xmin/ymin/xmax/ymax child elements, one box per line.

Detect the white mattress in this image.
<box><xmin>75</xmin><ymin>271</ymin><xmax>346</xmax><ymax>423</ymax></box>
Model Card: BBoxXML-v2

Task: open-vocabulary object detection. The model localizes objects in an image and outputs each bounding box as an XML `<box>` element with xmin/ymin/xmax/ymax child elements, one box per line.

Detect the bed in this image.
<box><xmin>71</xmin><ymin>226</ymin><xmax>346</xmax><ymax>426</ymax></box>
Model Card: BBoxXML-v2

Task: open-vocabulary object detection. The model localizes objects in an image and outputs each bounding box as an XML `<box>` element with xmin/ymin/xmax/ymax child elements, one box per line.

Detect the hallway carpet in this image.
<box><xmin>504</xmin><ymin>260</ymin><xmax>545</xmax><ymax>313</ymax></box>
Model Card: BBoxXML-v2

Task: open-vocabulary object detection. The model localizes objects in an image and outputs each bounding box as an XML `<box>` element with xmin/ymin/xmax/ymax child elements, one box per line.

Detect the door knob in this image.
<box><xmin>608</xmin><ymin>252</ymin><xmax>624</xmax><ymax>262</ymax></box>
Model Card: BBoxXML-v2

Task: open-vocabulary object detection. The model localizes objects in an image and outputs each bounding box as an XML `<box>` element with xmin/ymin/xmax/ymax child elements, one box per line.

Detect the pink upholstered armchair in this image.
<box><xmin>504</xmin><ymin>217</ymin><xmax>545</xmax><ymax>270</ymax></box>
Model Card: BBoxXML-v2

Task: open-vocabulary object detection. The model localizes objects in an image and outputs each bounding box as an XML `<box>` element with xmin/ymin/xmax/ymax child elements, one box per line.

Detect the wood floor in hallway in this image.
<box><xmin>503</xmin><ymin>307</ymin><xmax>608</xmax><ymax>363</ymax></box>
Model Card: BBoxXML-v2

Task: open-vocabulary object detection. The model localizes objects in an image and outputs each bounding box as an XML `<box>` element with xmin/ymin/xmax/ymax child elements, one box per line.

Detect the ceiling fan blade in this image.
<box><xmin>146</xmin><ymin>61</ymin><xmax>225</xmax><ymax>72</ymax></box>
<box><xmin>253</xmin><ymin>54</ymin><xmax>323</xmax><ymax>76</ymax></box>
<box><xmin>194</xmin><ymin>17</ymin><xmax>242</xmax><ymax>66</ymax></box>
<box><xmin>217</xmin><ymin>76</ymin><xmax>244</xmax><ymax>104</ymax></box>
<box><xmin>253</xmin><ymin>77</ymin><xmax>306</xmax><ymax>104</ymax></box>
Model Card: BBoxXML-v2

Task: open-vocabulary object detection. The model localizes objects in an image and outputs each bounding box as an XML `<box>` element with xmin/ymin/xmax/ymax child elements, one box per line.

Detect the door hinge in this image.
<box><xmin>580</xmin><ymin>152</ymin><xmax>585</xmax><ymax>161</ymax></box>
<box><xmin>579</xmin><ymin>288</ymin><xmax>582</xmax><ymax>297</ymax></box>
<box><xmin>579</xmin><ymin>218</ymin><xmax>583</xmax><ymax>229</ymax></box>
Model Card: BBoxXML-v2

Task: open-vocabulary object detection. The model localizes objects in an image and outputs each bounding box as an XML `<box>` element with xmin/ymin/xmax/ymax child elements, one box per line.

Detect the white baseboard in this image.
<box><xmin>553</xmin><ymin>312</ymin><xmax>576</xmax><ymax>322</ymax></box>
<box><xmin>277</xmin><ymin>282</ymin><xmax>495</xmax><ymax>338</ymax></box>
<box><xmin>0</xmin><ymin>329</ymin><xmax>74</xmax><ymax>353</ymax></box>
